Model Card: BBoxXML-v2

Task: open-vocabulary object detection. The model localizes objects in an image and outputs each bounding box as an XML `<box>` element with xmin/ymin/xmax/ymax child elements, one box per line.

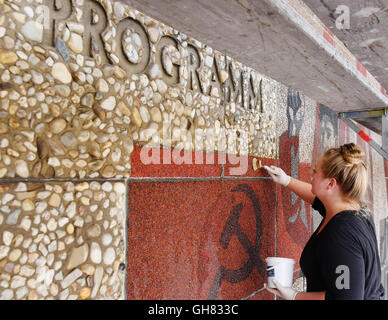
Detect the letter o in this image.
<box><xmin>115</xmin><ymin>17</ymin><xmax>150</xmax><ymax>75</ymax></box>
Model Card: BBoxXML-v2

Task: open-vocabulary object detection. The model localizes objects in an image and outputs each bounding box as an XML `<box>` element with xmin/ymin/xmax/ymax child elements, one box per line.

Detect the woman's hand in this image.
<box><xmin>263</xmin><ymin>165</ymin><xmax>291</xmax><ymax>187</ymax></box>
<box><xmin>265</xmin><ymin>280</ymin><xmax>299</xmax><ymax>300</ymax></box>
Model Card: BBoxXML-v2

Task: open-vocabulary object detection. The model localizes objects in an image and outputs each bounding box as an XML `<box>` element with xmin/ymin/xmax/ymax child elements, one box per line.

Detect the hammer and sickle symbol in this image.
<box><xmin>207</xmin><ymin>184</ymin><xmax>265</xmax><ymax>299</ymax></box>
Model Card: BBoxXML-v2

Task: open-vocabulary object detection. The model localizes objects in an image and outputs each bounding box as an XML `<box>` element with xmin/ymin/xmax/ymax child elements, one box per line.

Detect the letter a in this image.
<box><xmin>335</xmin><ymin>5</ymin><xmax>350</xmax><ymax>30</ymax></box>
<box><xmin>335</xmin><ymin>265</ymin><xmax>350</xmax><ymax>290</ymax></box>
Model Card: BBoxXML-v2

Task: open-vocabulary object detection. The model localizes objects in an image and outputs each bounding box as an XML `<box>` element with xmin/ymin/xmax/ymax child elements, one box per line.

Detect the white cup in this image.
<box><xmin>265</xmin><ymin>257</ymin><xmax>295</xmax><ymax>288</ymax></box>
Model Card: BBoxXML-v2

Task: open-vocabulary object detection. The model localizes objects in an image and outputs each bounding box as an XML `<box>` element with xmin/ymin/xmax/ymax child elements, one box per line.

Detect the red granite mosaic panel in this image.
<box><xmin>276</xmin><ymin>178</ymin><xmax>312</xmax><ymax>270</ymax></box>
<box><xmin>277</xmin><ymin>131</ymin><xmax>312</xmax><ymax>268</ymax></box>
<box><xmin>126</xmin><ymin>180</ymin><xmax>276</xmax><ymax>300</ymax></box>
<box><xmin>130</xmin><ymin>145</ymin><xmax>223</xmax><ymax>177</ymax></box>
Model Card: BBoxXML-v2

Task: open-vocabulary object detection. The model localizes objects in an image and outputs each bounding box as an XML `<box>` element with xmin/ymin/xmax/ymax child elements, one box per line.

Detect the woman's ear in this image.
<box><xmin>327</xmin><ymin>177</ymin><xmax>338</xmax><ymax>190</ymax></box>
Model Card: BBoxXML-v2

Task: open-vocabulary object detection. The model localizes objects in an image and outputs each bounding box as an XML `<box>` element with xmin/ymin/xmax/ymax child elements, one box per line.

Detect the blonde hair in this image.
<box><xmin>320</xmin><ymin>143</ymin><xmax>368</xmax><ymax>202</ymax></box>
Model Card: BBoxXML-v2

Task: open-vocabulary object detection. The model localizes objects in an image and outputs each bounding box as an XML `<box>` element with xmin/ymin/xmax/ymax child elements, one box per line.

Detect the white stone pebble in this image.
<box><xmin>90</xmin><ymin>242</ymin><xmax>102</xmax><ymax>264</ymax></box>
<box><xmin>101</xmin><ymin>96</ymin><xmax>116</xmax><ymax>111</ymax></box>
<box><xmin>2</xmin><ymin>231</ymin><xmax>14</xmax><ymax>246</ymax></box>
<box><xmin>101</xmin><ymin>182</ymin><xmax>112</xmax><ymax>192</ymax></box>
<box><xmin>61</xmin><ymin>268</ymin><xmax>82</xmax><ymax>289</ymax></box>
<box><xmin>0</xmin><ymin>289</ymin><xmax>14</xmax><ymax>300</ymax></box>
<box><xmin>103</xmin><ymin>247</ymin><xmax>115</xmax><ymax>265</ymax></box>
<box><xmin>102</xmin><ymin>233</ymin><xmax>112</xmax><ymax>246</ymax></box>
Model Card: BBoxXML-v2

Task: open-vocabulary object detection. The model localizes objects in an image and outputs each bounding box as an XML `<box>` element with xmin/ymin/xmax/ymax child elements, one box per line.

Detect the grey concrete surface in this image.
<box><xmin>303</xmin><ymin>0</ymin><xmax>388</xmax><ymax>97</ymax></box>
<box><xmin>126</xmin><ymin>0</ymin><xmax>388</xmax><ymax>116</ymax></box>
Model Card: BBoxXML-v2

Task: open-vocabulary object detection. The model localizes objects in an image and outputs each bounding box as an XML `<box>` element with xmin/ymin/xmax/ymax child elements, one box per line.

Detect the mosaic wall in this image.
<box><xmin>0</xmin><ymin>181</ymin><xmax>126</xmax><ymax>299</ymax></box>
<box><xmin>0</xmin><ymin>0</ymin><xmax>277</xmax><ymax>182</ymax></box>
<box><xmin>1</xmin><ymin>0</ymin><xmax>387</xmax><ymax>300</ymax></box>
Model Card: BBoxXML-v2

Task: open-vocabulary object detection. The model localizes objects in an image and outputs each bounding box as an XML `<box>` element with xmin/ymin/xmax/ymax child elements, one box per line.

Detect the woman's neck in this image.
<box><xmin>322</xmin><ymin>196</ymin><xmax>360</xmax><ymax>219</ymax></box>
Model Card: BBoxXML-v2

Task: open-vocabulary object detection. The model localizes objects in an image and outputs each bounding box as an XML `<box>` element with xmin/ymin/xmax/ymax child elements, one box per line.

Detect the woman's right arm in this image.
<box><xmin>263</xmin><ymin>165</ymin><xmax>315</xmax><ymax>205</ymax></box>
<box><xmin>287</xmin><ymin>176</ymin><xmax>315</xmax><ymax>205</ymax></box>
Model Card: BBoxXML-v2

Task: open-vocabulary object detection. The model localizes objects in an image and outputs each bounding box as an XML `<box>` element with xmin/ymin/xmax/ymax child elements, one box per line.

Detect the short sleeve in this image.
<box><xmin>312</xmin><ymin>197</ymin><xmax>326</xmax><ymax>218</ymax></box>
<box><xmin>319</xmin><ymin>223</ymin><xmax>365</xmax><ymax>300</ymax></box>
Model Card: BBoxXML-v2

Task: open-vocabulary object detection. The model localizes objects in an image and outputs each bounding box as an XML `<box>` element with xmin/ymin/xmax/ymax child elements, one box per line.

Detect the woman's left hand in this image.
<box><xmin>265</xmin><ymin>280</ymin><xmax>299</xmax><ymax>300</ymax></box>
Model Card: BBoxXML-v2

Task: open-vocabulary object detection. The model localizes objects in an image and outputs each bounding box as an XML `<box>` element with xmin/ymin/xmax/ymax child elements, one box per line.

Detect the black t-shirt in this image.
<box><xmin>300</xmin><ymin>197</ymin><xmax>385</xmax><ymax>300</ymax></box>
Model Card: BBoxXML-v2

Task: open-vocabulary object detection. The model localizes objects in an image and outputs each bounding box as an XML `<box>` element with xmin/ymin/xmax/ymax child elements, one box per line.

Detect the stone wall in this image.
<box><xmin>0</xmin><ymin>0</ymin><xmax>387</xmax><ymax>300</ymax></box>
<box><xmin>0</xmin><ymin>181</ymin><xmax>126</xmax><ymax>299</ymax></box>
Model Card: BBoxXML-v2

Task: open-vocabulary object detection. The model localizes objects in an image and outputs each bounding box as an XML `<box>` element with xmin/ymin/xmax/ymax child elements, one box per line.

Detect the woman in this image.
<box><xmin>263</xmin><ymin>143</ymin><xmax>384</xmax><ymax>300</ymax></box>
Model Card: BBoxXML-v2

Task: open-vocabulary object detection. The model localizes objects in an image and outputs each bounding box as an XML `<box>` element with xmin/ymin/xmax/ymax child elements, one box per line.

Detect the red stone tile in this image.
<box><xmin>356</xmin><ymin>124</ymin><xmax>369</xmax><ymax>155</ymax></box>
<box><xmin>126</xmin><ymin>180</ymin><xmax>276</xmax><ymax>299</ymax></box>
<box><xmin>323</xmin><ymin>30</ymin><xmax>334</xmax><ymax>45</ymax></box>
<box><xmin>324</xmin><ymin>26</ymin><xmax>334</xmax><ymax>37</ymax></box>
<box><xmin>357</xmin><ymin>60</ymin><xmax>367</xmax><ymax>77</ymax></box>
<box><xmin>223</xmin><ymin>154</ymin><xmax>276</xmax><ymax>177</ymax></box>
<box><xmin>130</xmin><ymin>145</ymin><xmax>222</xmax><ymax>177</ymax></box>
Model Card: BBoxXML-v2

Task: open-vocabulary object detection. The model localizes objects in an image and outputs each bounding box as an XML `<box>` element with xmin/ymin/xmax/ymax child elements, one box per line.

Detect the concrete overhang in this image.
<box><xmin>126</xmin><ymin>0</ymin><xmax>388</xmax><ymax>134</ymax></box>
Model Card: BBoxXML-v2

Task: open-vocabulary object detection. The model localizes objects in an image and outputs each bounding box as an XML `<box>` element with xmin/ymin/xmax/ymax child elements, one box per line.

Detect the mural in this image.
<box><xmin>126</xmin><ymin>179</ymin><xmax>276</xmax><ymax>299</ymax></box>
<box><xmin>207</xmin><ymin>184</ymin><xmax>265</xmax><ymax>299</ymax></box>
<box><xmin>1</xmin><ymin>0</ymin><xmax>387</xmax><ymax>300</ymax></box>
<box><xmin>278</xmin><ymin>88</ymin><xmax>311</xmax><ymax>256</ymax></box>
<box><xmin>318</xmin><ymin>104</ymin><xmax>338</xmax><ymax>153</ymax></box>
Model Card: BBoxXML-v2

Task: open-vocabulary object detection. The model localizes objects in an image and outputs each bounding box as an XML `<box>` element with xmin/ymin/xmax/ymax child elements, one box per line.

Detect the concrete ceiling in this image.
<box><xmin>126</xmin><ymin>0</ymin><xmax>388</xmax><ymax>133</ymax></box>
<box><xmin>304</xmin><ymin>0</ymin><xmax>388</xmax><ymax>94</ymax></box>
<box><xmin>303</xmin><ymin>0</ymin><xmax>388</xmax><ymax>134</ymax></box>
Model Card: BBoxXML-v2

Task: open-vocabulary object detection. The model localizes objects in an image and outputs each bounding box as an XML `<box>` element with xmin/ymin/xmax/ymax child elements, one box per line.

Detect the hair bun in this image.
<box><xmin>340</xmin><ymin>143</ymin><xmax>365</xmax><ymax>166</ymax></box>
